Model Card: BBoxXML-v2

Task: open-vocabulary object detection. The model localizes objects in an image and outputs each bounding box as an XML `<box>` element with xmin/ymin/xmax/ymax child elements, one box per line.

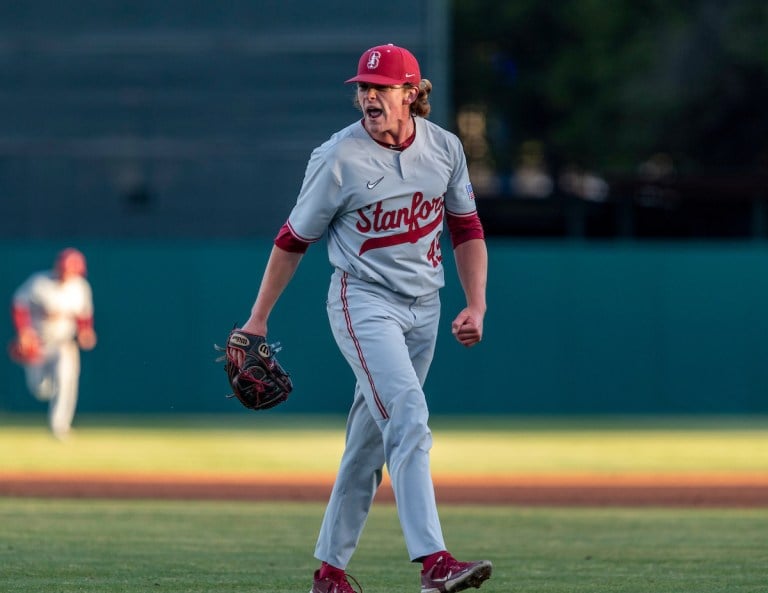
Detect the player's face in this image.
<box><xmin>357</xmin><ymin>83</ymin><xmax>416</xmax><ymax>143</ymax></box>
<box><xmin>56</xmin><ymin>251</ymin><xmax>87</xmax><ymax>281</ymax></box>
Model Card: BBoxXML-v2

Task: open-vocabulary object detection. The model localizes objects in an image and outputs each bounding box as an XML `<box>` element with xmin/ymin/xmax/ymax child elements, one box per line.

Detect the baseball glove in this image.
<box><xmin>7</xmin><ymin>334</ymin><xmax>43</xmax><ymax>366</ymax></box>
<box><xmin>218</xmin><ymin>328</ymin><xmax>293</xmax><ymax>411</ymax></box>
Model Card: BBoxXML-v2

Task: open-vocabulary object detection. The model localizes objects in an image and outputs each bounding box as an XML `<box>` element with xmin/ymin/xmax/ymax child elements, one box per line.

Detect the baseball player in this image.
<box><xmin>238</xmin><ymin>44</ymin><xmax>491</xmax><ymax>593</ymax></box>
<box><xmin>9</xmin><ymin>248</ymin><xmax>96</xmax><ymax>440</ymax></box>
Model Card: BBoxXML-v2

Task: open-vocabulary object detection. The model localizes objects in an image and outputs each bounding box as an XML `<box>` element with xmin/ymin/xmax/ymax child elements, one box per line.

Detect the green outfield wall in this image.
<box><xmin>2</xmin><ymin>239</ymin><xmax>767</xmax><ymax>415</ymax></box>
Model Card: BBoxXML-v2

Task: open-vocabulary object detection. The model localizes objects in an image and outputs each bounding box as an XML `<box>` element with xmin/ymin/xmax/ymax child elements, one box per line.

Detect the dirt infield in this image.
<box><xmin>3</xmin><ymin>471</ymin><xmax>768</xmax><ymax>507</ymax></box>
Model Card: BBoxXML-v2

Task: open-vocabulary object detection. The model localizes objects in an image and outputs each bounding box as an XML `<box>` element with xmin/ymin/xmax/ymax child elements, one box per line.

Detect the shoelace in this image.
<box><xmin>335</xmin><ymin>573</ymin><xmax>363</xmax><ymax>593</ymax></box>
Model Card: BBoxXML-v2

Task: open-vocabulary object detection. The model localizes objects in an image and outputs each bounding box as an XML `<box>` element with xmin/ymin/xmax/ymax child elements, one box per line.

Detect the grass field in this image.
<box><xmin>1</xmin><ymin>499</ymin><xmax>767</xmax><ymax>593</ymax></box>
<box><xmin>1</xmin><ymin>413</ymin><xmax>767</xmax><ymax>592</ymax></box>
<box><xmin>2</xmin><ymin>413</ymin><xmax>767</xmax><ymax>477</ymax></box>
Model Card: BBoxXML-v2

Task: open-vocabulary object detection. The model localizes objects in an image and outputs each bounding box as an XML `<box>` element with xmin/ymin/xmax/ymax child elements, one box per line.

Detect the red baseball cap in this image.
<box><xmin>56</xmin><ymin>247</ymin><xmax>87</xmax><ymax>277</ymax></box>
<box><xmin>345</xmin><ymin>44</ymin><xmax>421</xmax><ymax>86</ymax></box>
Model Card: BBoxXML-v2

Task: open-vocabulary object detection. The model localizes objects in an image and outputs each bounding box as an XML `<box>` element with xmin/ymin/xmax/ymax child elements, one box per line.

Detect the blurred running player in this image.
<box><xmin>9</xmin><ymin>248</ymin><xmax>97</xmax><ymax>439</ymax></box>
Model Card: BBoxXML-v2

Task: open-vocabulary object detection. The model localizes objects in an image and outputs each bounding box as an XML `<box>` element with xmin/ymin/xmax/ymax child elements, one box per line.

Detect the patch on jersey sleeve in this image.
<box><xmin>466</xmin><ymin>183</ymin><xmax>476</xmax><ymax>200</ymax></box>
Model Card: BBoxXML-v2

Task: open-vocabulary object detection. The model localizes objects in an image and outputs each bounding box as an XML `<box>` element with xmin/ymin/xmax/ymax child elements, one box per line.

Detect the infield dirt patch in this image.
<box><xmin>2</xmin><ymin>471</ymin><xmax>767</xmax><ymax>507</ymax></box>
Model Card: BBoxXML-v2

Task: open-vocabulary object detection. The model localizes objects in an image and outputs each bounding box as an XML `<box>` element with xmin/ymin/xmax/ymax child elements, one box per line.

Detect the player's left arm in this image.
<box><xmin>75</xmin><ymin>281</ymin><xmax>97</xmax><ymax>350</ymax></box>
<box><xmin>76</xmin><ymin>318</ymin><xmax>97</xmax><ymax>350</ymax></box>
<box><xmin>451</xmin><ymin>236</ymin><xmax>487</xmax><ymax>348</ymax></box>
<box><xmin>444</xmin><ymin>135</ymin><xmax>487</xmax><ymax>347</ymax></box>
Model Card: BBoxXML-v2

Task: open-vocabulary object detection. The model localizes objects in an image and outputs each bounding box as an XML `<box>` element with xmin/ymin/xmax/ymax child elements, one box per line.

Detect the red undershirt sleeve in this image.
<box><xmin>76</xmin><ymin>317</ymin><xmax>94</xmax><ymax>332</ymax></box>
<box><xmin>11</xmin><ymin>304</ymin><xmax>32</xmax><ymax>333</ymax></box>
<box><xmin>274</xmin><ymin>222</ymin><xmax>311</xmax><ymax>254</ymax></box>
<box><xmin>446</xmin><ymin>211</ymin><xmax>485</xmax><ymax>248</ymax></box>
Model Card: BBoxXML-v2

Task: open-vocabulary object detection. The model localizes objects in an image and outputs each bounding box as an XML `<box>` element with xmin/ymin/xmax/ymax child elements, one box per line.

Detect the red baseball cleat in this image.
<box><xmin>420</xmin><ymin>553</ymin><xmax>492</xmax><ymax>593</ymax></box>
<box><xmin>309</xmin><ymin>569</ymin><xmax>362</xmax><ymax>593</ymax></box>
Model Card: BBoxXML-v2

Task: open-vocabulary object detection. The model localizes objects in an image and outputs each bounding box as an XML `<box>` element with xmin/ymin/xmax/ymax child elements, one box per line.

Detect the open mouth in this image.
<box><xmin>366</xmin><ymin>107</ymin><xmax>383</xmax><ymax>119</ymax></box>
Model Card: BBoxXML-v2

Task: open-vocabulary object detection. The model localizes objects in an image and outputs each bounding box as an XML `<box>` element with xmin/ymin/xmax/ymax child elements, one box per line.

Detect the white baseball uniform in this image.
<box><xmin>275</xmin><ymin>115</ymin><xmax>484</xmax><ymax>567</ymax></box>
<box><xmin>12</xmin><ymin>270</ymin><xmax>94</xmax><ymax>438</ymax></box>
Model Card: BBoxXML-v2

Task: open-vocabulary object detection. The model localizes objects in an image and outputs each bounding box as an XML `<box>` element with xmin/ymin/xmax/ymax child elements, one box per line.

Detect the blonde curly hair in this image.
<box><xmin>410</xmin><ymin>79</ymin><xmax>432</xmax><ymax>118</ymax></box>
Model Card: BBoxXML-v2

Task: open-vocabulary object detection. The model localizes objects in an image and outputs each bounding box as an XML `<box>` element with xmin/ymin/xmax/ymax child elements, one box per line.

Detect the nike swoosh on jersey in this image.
<box><xmin>366</xmin><ymin>176</ymin><xmax>384</xmax><ymax>189</ymax></box>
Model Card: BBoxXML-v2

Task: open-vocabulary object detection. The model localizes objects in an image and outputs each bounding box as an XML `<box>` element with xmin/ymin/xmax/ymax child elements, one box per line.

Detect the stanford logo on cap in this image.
<box><xmin>345</xmin><ymin>43</ymin><xmax>421</xmax><ymax>86</ymax></box>
<box><xmin>367</xmin><ymin>51</ymin><xmax>381</xmax><ymax>70</ymax></box>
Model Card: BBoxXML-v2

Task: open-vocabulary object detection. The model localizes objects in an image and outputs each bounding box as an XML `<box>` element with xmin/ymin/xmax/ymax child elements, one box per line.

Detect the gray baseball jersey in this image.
<box><xmin>284</xmin><ymin>116</ymin><xmax>478</xmax><ymax>297</ymax></box>
<box><xmin>14</xmin><ymin>272</ymin><xmax>94</xmax><ymax>345</ymax></box>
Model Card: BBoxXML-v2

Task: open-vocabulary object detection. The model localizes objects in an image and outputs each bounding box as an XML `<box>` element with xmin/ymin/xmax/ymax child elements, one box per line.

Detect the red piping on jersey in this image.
<box><xmin>362</xmin><ymin>118</ymin><xmax>417</xmax><ymax>151</ymax></box>
<box><xmin>340</xmin><ymin>271</ymin><xmax>389</xmax><ymax>420</ymax></box>
<box><xmin>274</xmin><ymin>221</ymin><xmax>313</xmax><ymax>254</ymax></box>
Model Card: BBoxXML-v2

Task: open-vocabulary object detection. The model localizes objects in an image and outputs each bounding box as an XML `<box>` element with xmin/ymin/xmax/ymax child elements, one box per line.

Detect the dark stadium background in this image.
<box><xmin>2</xmin><ymin>1</ymin><xmax>767</xmax><ymax>415</ymax></box>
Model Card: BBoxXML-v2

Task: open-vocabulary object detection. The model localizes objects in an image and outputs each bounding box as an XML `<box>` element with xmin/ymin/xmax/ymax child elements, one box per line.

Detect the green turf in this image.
<box><xmin>0</xmin><ymin>498</ymin><xmax>766</xmax><ymax>593</ymax></box>
<box><xmin>1</xmin><ymin>413</ymin><xmax>767</xmax><ymax>475</ymax></box>
<box><xmin>1</xmin><ymin>415</ymin><xmax>767</xmax><ymax>592</ymax></box>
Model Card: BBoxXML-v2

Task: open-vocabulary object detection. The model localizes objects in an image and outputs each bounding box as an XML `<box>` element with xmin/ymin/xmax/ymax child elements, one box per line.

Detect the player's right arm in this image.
<box><xmin>12</xmin><ymin>303</ymin><xmax>41</xmax><ymax>352</ymax></box>
<box><xmin>241</xmin><ymin>138</ymin><xmax>342</xmax><ymax>336</ymax></box>
<box><xmin>11</xmin><ymin>278</ymin><xmax>43</xmax><ymax>358</ymax></box>
<box><xmin>241</xmin><ymin>244</ymin><xmax>304</xmax><ymax>336</ymax></box>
